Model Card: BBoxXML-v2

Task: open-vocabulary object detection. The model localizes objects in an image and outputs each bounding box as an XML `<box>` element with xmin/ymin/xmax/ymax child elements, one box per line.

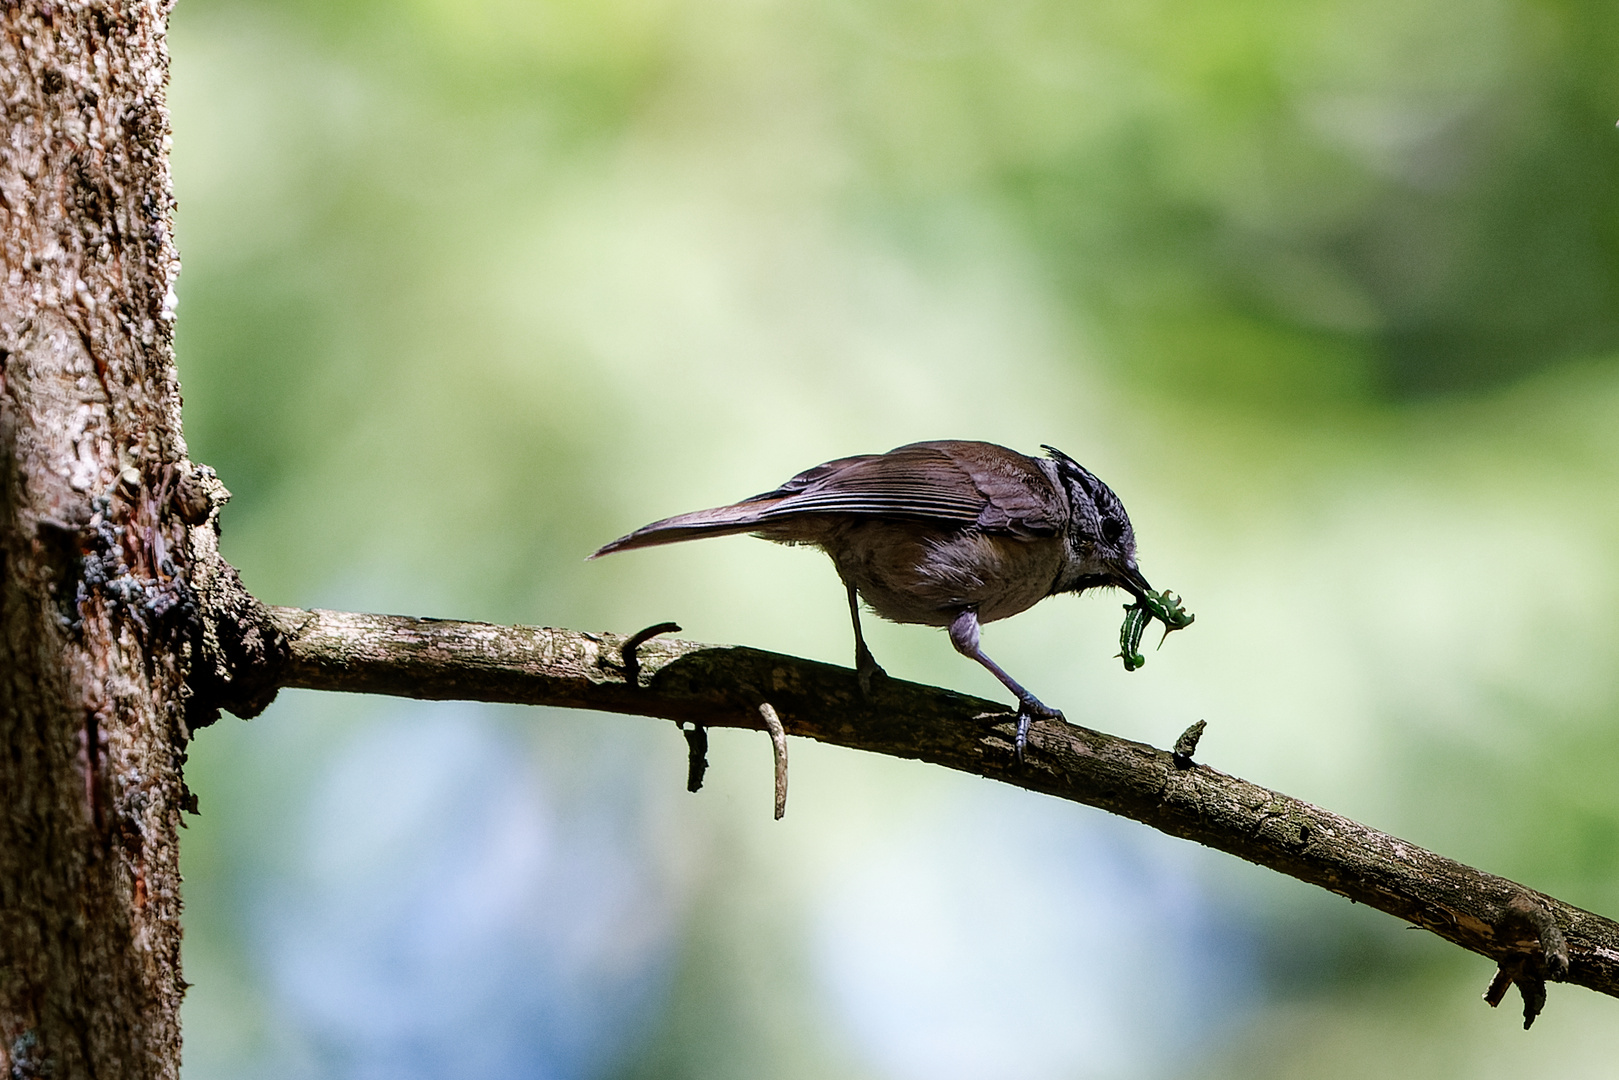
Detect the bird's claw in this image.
<box><xmin>855</xmin><ymin>644</ymin><xmax>887</xmax><ymax>698</ymax></box>
<box><xmin>1014</xmin><ymin>698</ymin><xmax>1063</xmax><ymax>762</ymax></box>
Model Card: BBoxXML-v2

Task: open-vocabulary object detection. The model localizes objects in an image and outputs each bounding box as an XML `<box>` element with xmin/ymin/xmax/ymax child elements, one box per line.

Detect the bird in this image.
<box><xmin>591</xmin><ymin>440</ymin><xmax>1156</xmax><ymax>757</ymax></box>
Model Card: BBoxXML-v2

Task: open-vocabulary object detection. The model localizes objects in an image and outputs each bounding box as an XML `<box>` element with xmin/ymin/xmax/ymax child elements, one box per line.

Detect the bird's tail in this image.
<box><xmin>589</xmin><ymin>499</ymin><xmax>780</xmax><ymax>558</ymax></box>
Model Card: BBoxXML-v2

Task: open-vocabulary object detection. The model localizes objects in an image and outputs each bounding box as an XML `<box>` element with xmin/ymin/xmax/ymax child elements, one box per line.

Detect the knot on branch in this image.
<box><xmin>182</xmin><ymin>467</ymin><xmax>288</xmax><ymax>726</ymax></box>
<box><xmin>188</xmin><ymin>557</ymin><xmax>287</xmax><ymax>725</ymax></box>
<box><xmin>1484</xmin><ymin>893</ymin><xmax>1570</xmax><ymax>1029</ymax></box>
<box><xmin>1171</xmin><ymin>719</ymin><xmax>1206</xmax><ymax>769</ymax></box>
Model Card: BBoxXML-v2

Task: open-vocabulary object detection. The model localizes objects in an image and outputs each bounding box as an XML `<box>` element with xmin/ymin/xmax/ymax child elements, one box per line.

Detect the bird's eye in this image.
<box><xmin>1100</xmin><ymin>517</ymin><xmax>1124</xmax><ymax>546</ymax></box>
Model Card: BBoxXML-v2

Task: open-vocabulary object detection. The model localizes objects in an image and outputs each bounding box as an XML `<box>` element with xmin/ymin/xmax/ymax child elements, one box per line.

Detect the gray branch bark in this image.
<box><xmin>260</xmin><ymin>605</ymin><xmax>1605</xmax><ymax>1026</ymax></box>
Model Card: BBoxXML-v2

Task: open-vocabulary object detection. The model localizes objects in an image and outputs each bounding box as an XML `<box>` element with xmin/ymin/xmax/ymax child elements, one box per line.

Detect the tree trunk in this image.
<box><xmin>0</xmin><ymin>3</ymin><xmax>189</xmax><ymax>1077</ymax></box>
<box><xmin>0</xmin><ymin>0</ymin><xmax>1604</xmax><ymax>1068</ymax></box>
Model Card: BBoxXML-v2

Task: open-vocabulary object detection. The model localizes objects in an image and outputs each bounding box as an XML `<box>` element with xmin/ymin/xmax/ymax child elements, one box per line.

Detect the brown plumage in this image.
<box><xmin>592</xmin><ymin>440</ymin><xmax>1154</xmax><ymax>756</ymax></box>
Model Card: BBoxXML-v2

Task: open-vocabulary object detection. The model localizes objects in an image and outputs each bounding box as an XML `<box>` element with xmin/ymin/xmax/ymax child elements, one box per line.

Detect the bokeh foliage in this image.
<box><xmin>169</xmin><ymin>0</ymin><xmax>1619</xmax><ymax>1077</ymax></box>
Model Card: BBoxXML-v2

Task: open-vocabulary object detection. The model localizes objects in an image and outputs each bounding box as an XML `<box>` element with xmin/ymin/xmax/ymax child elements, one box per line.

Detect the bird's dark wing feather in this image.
<box><xmin>756</xmin><ymin>441</ymin><xmax>1064</xmax><ymax>537</ymax></box>
<box><xmin>591</xmin><ymin>440</ymin><xmax>1064</xmax><ymax>558</ymax></box>
<box><xmin>739</xmin><ymin>454</ymin><xmax>879</xmax><ymax>502</ymax></box>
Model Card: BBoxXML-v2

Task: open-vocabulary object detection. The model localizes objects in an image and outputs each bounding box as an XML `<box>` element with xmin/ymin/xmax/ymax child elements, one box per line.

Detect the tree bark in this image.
<box><xmin>0</xmin><ymin>3</ymin><xmax>190</xmax><ymax>1078</ymax></box>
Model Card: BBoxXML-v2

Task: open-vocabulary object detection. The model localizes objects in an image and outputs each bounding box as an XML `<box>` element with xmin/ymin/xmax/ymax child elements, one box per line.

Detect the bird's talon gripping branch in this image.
<box><xmin>1013</xmin><ymin>696</ymin><xmax>1063</xmax><ymax>762</ymax></box>
<box><xmin>847</xmin><ymin>580</ymin><xmax>888</xmax><ymax>697</ymax></box>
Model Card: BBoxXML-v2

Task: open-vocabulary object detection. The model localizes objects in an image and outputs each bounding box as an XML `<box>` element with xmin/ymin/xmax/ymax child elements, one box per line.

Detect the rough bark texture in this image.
<box><xmin>0</xmin><ymin>3</ymin><xmax>190</xmax><ymax>1078</ymax></box>
<box><xmin>267</xmin><ymin>606</ymin><xmax>1604</xmax><ymax>1018</ymax></box>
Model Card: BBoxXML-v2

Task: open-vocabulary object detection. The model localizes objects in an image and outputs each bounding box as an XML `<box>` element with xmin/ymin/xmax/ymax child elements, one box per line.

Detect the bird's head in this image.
<box><xmin>1042</xmin><ymin>445</ymin><xmax>1152</xmax><ymax>599</ymax></box>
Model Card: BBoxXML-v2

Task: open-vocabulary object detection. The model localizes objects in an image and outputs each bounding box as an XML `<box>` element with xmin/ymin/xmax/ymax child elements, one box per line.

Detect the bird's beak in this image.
<box><xmin>1114</xmin><ymin>561</ymin><xmax>1153</xmax><ymax>601</ymax></box>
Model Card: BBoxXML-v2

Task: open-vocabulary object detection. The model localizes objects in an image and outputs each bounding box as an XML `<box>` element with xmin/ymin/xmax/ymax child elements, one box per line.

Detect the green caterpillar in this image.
<box><xmin>1117</xmin><ymin>589</ymin><xmax>1194</xmax><ymax>671</ymax></box>
<box><xmin>1118</xmin><ymin>602</ymin><xmax>1150</xmax><ymax>671</ymax></box>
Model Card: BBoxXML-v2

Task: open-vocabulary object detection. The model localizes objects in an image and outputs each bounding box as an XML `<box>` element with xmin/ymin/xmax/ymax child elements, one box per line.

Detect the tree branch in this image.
<box><xmin>261</xmin><ymin>605</ymin><xmax>1612</xmax><ymax>1026</ymax></box>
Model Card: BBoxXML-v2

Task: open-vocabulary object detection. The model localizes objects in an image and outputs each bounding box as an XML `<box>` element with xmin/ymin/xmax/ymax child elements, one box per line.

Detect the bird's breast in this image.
<box><xmin>814</xmin><ymin>519</ymin><xmax>1066</xmax><ymax>627</ymax></box>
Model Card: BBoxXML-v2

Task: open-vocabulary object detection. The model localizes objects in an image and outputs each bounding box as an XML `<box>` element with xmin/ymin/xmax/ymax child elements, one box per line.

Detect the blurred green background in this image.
<box><xmin>168</xmin><ymin>0</ymin><xmax>1619</xmax><ymax>1076</ymax></box>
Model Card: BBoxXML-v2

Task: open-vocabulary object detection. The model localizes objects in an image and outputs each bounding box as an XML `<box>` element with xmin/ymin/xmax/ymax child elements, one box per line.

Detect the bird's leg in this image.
<box><xmin>845</xmin><ymin>579</ymin><xmax>887</xmax><ymax>696</ymax></box>
<box><xmin>948</xmin><ymin>608</ymin><xmax>1063</xmax><ymax>761</ymax></box>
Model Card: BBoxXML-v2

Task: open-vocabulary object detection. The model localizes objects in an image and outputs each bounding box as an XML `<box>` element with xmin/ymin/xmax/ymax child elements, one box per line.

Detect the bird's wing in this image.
<box><xmin>591</xmin><ymin>441</ymin><xmax>1065</xmax><ymax>558</ymax></box>
<box><xmin>755</xmin><ymin>441</ymin><xmax>1065</xmax><ymax>537</ymax></box>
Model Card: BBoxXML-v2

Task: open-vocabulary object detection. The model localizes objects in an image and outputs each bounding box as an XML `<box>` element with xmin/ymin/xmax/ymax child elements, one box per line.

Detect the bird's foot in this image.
<box><xmin>855</xmin><ymin>645</ymin><xmax>887</xmax><ymax>698</ymax></box>
<box><xmin>1014</xmin><ymin>696</ymin><xmax>1064</xmax><ymax>762</ymax></box>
